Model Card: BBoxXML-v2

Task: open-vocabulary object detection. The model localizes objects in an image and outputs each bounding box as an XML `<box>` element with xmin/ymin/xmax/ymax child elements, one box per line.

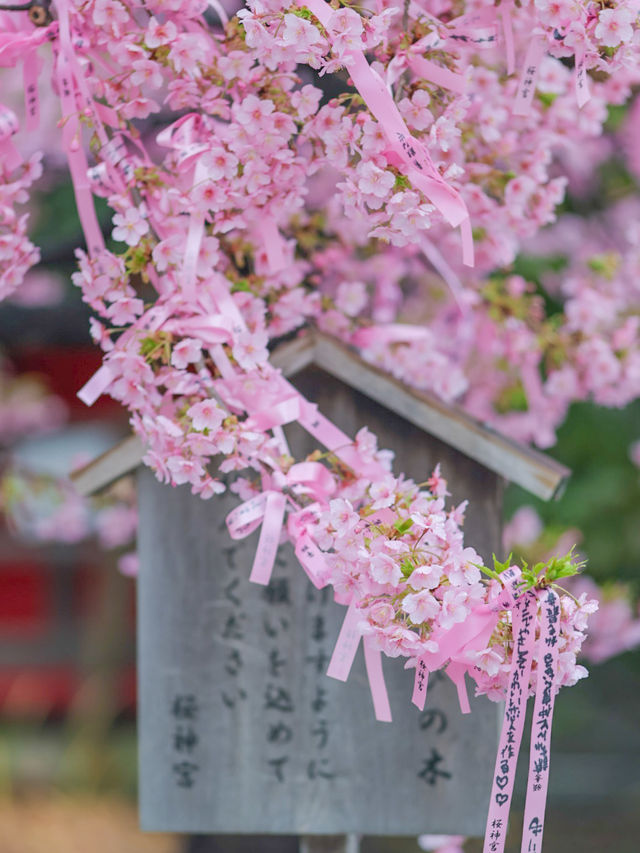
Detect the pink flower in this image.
<box><xmin>409</xmin><ymin>563</ymin><xmax>442</xmax><ymax>590</ymax></box>
<box><xmin>194</xmin><ymin>476</ymin><xmax>226</xmax><ymax>499</ymax></box>
<box><xmin>234</xmin><ymin>95</ymin><xmax>276</xmax><ymax>133</ymax></box>
<box><xmin>112</xmin><ymin>208</ymin><xmax>149</xmax><ymax>247</ymax></box>
<box><xmin>93</xmin><ymin>0</ymin><xmax>129</xmax><ymax>34</ymax></box>
<box><xmin>291</xmin><ymin>85</ymin><xmax>322</xmax><ymax>120</ymax></box>
<box><xmin>167</xmin><ymin>456</ymin><xmax>206</xmax><ymax>486</ymax></box>
<box><xmin>187</xmin><ymin>400</ymin><xmax>225</xmax><ymax>432</ymax></box>
<box><xmin>233</xmin><ymin>330</ymin><xmax>269</xmax><ymax>371</ymax></box>
<box><xmin>595</xmin><ymin>7</ymin><xmax>635</xmax><ymax>48</ymax></box>
<box><xmin>369</xmin><ymin>552</ymin><xmax>402</xmax><ymax>586</ymax></box>
<box><xmin>466</xmin><ymin>646</ymin><xmax>504</xmax><ymax>677</ymax></box>
<box><xmin>327</xmin><ymin>498</ymin><xmax>359</xmax><ymax>537</ymax></box>
<box><xmin>169</xmin><ymin>34</ymin><xmax>209</xmax><ymax>76</ymax></box>
<box><xmin>399</xmin><ymin>89</ymin><xmax>433</xmax><ymax>132</ymax></box>
<box><xmin>171</xmin><ymin>338</ymin><xmax>203</xmax><ymax>370</ymax></box>
<box><xmin>369</xmin><ymin>474</ymin><xmax>397</xmax><ymax>509</ymax></box>
<box><xmin>366</xmin><ymin>601</ymin><xmax>396</xmax><ymax>627</ymax></box>
<box><xmin>402</xmin><ymin>590</ymin><xmax>440</xmax><ymax>622</ymax></box>
<box><xmin>439</xmin><ymin>588</ymin><xmax>469</xmax><ymax>630</ymax></box>
<box><xmin>357</xmin><ymin>161</ymin><xmax>396</xmax><ymax>200</ymax></box>
<box><xmin>281</xmin><ymin>14</ymin><xmax>325</xmax><ymax>50</ymax></box>
<box><xmin>131</xmin><ymin>59</ymin><xmax>164</xmax><ymax>90</ymax></box>
<box><xmin>105</xmin><ymin>297</ymin><xmax>144</xmax><ymax>325</ymax></box>
<box><xmin>145</xmin><ymin>16</ymin><xmax>178</xmax><ymax>48</ymax></box>
<box><xmin>335</xmin><ymin>281</ymin><xmax>368</xmax><ymax>317</ymax></box>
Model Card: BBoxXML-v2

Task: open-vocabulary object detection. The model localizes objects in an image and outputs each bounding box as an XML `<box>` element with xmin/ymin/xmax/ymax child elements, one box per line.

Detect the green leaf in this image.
<box><xmin>393</xmin><ymin>517</ymin><xmax>414</xmax><ymax>535</ymax></box>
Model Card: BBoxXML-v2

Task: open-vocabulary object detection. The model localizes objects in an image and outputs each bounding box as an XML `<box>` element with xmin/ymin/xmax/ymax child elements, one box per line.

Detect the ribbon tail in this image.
<box><xmin>248</xmin><ymin>491</ymin><xmax>286</xmax><ymax>586</ymax></box>
<box><xmin>326</xmin><ymin>601</ymin><xmax>362</xmax><ymax>682</ymax></box>
<box><xmin>446</xmin><ymin>660</ymin><xmax>471</xmax><ymax>714</ymax></box>
<box><xmin>363</xmin><ymin>638</ymin><xmax>392</xmax><ymax>722</ymax></box>
<box><xmin>411</xmin><ymin>657</ymin><xmax>429</xmax><ymax>711</ymax></box>
<box><xmin>482</xmin><ymin>592</ymin><xmax>537</xmax><ymax>853</ymax></box>
<box><xmin>520</xmin><ymin>589</ymin><xmax>560</xmax><ymax>853</ymax></box>
<box><xmin>77</xmin><ymin>364</ymin><xmax>115</xmax><ymax>406</ymax></box>
<box><xmin>500</xmin><ymin>6</ymin><xmax>516</xmax><ymax>76</ymax></box>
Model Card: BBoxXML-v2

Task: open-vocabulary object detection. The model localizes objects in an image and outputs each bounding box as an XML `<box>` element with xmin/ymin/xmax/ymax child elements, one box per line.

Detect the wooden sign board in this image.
<box><xmin>137</xmin><ymin>367</ymin><xmax>501</xmax><ymax>835</ymax></box>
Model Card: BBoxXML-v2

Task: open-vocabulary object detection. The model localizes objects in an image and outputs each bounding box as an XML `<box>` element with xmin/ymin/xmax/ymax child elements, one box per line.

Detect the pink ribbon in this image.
<box><xmin>520</xmin><ymin>588</ymin><xmax>560</xmax><ymax>853</ymax></box>
<box><xmin>0</xmin><ymin>19</ymin><xmax>53</xmax><ymax>68</ymax></box>
<box><xmin>421</xmin><ymin>238</ymin><xmax>469</xmax><ymax>315</ymax></box>
<box><xmin>500</xmin><ymin>5</ymin><xmax>516</xmax><ymax>76</ymax></box>
<box><xmin>295</xmin><ymin>395</ymin><xmax>388</xmax><ymax>482</ymax></box>
<box><xmin>327</xmin><ymin>601</ymin><xmax>393</xmax><ymax>722</ymax></box>
<box><xmin>156</xmin><ymin>113</ymin><xmax>210</xmax><ymax>171</ymax></box>
<box><xmin>53</xmin><ymin>0</ymin><xmax>105</xmax><ymax>258</ymax></box>
<box><xmin>407</xmin><ymin>53</ymin><xmax>467</xmax><ymax>96</ymax></box>
<box><xmin>326</xmin><ymin>601</ymin><xmax>362</xmax><ymax>681</ymax></box>
<box><xmin>163</xmin><ymin>313</ymin><xmax>235</xmax><ymax>347</ymax></box>
<box><xmin>245</xmin><ymin>395</ymin><xmax>301</xmax><ymax>431</ymax></box>
<box><xmin>363</xmin><ymin>637</ymin><xmax>392</xmax><ymax>722</ymax></box>
<box><xmin>286</xmin><ymin>461</ymin><xmax>336</xmax><ymax>501</ymax></box>
<box><xmin>227</xmin><ymin>491</ymin><xmax>271</xmax><ymax>539</ymax></box>
<box><xmin>483</xmin><ymin>590</ymin><xmax>537</xmax><ymax>853</ymax></box>
<box><xmin>293</xmin><ymin>531</ymin><xmax>331</xmax><ymax>589</ymax></box>
<box><xmin>351</xmin><ymin>324</ymin><xmax>430</xmax><ymax>348</ymax></box>
<box><xmin>23</xmin><ymin>51</ymin><xmax>41</xmax><ymax>133</ymax></box>
<box><xmin>286</xmin><ymin>503</ymin><xmax>332</xmax><ymax>589</ymax></box>
<box><xmin>513</xmin><ymin>36</ymin><xmax>545</xmax><ymax>117</ymax></box>
<box><xmin>259</xmin><ymin>216</ymin><xmax>288</xmax><ymax>274</ymax></box>
<box><xmin>411</xmin><ymin>568</ymin><xmax>522</xmax><ymax>713</ymax></box>
<box><xmin>77</xmin><ymin>364</ymin><xmax>117</xmax><ymax>407</ymax></box>
<box><xmin>248</xmin><ymin>490</ymin><xmax>286</xmax><ymax>585</ymax></box>
<box><xmin>446</xmin><ymin>9</ymin><xmax>499</xmax><ymax>50</ymax></box>
<box><xmin>411</xmin><ymin>657</ymin><xmax>429</xmax><ymax>708</ymax></box>
<box><xmin>225</xmin><ymin>489</ymin><xmax>286</xmax><ymax>586</ymax></box>
<box><xmin>574</xmin><ymin>49</ymin><xmax>591</xmax><ymax>109</ymax></box>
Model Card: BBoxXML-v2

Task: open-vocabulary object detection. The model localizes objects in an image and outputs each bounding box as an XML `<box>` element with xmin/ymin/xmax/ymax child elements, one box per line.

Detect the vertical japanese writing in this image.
<box><xmin>263</xmin><ymin>568</ymin><xmax>294</xmax><ymax>783</ymax></box>
<box><xmin>170</xmin><ymin>693</ymin><xmax>200</xmax><ymax>790</ymax></box>
<box><xmin>219</xmin><ymin>527</ymin><xmax>248</xmax><ymax>711</ymax></box>
<box><xmin>306</xmin><ymin>584</ymin><xmax>336</xmax><ymax>782</ymax></box>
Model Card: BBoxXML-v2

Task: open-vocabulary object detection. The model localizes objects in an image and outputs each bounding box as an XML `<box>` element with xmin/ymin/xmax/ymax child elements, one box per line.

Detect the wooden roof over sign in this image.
<box><xmin>71</xmin><ymin>330</ymin><xmax>570</xmax><ymax>500</ymax></box>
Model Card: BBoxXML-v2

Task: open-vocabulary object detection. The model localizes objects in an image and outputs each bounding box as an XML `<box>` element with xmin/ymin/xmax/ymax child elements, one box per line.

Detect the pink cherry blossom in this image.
<box><xmin>112</xmin><ymin>208</ymin><xmax>149</xmax><ymax>247</ymax></box>
<box><xmin>171</xmin><ymin>338</ymin><xmax>203</xmax><ymax>370</ymax></box>
<box><xmin>187</xmin><ymin>400</ymin><xmax>225</xmax><ymax>432</ymax></box>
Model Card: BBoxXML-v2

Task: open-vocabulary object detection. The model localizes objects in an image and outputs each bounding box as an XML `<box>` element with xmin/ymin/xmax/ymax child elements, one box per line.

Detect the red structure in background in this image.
<box><xmin>12</xmin><ymin>346</ymin><xmax>123</xmax><ymax>422</ymax></box>
<box><xmin>1</xmin><ymin>345</ymin><xmax>135</xmax><ymax>719</ymax></box>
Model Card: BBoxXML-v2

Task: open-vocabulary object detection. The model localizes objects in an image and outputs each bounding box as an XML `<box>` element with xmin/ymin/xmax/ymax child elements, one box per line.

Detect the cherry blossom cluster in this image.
<box><xmin>309</xmin><ymin>466</ymin><xmax>595</xmax><ymax>700</ymax></box>
<box><xmin>0</xmin><ymin>0</ymin><xmax>633</xmax><ymax>708</ymax></box>
<box><xmin>532</xmin><ymin>0</ymin><xmax>639</xmax><ymax>72</ymax></box>
<box><xmin>0</xmin><ymin>114</ymin><xmax>42</xmax><ymax>302</ymax></box>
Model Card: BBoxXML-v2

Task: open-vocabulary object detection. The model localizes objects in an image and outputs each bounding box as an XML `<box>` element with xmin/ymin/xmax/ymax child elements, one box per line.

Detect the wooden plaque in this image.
<box><xmin>137</xmin><ymin>368</ymin><xmax>501</xmax><ymax>835</ymax></box>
